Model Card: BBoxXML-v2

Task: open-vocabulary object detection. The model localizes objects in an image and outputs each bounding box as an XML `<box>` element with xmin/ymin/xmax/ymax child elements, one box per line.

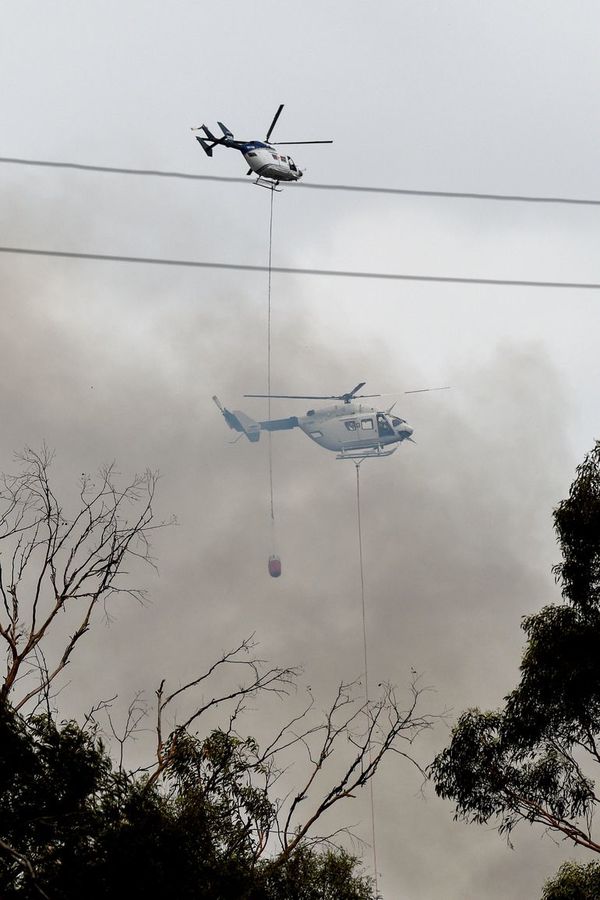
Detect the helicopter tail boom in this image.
<box><xmin>213</xmin><ymin>396</ymin><xmax>298</xmax><ymax>443</ymax></box>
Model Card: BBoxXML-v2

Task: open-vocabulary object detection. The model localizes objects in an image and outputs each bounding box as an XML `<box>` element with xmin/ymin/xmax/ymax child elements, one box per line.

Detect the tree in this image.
<box><xmin>0</xmin><ymin>449</ymin><xmax>436</xmax><ymax>898</ymax></box>
<box><xmin>431</xmin><ymin>441</ymin><xmax>600</xmax><ymax>891</ymax></box>
<box><xmin>541</xmin><ymin>861</ymin><xmax>600</xmax><ymax>900</ymax></box>
<box><xmin>0</xmin><ymin>701</ymin><xmax>378</xmax><ymax>899</ymax></box>
<box><xmin>0</xmin><ymin>641</ymin><xmax>431</xmax><ymax>900</ymax></box>
<box><xmin>0</xmin><ymin>447</ymin><xmax>161</xmax><ymax>710</ymax></box>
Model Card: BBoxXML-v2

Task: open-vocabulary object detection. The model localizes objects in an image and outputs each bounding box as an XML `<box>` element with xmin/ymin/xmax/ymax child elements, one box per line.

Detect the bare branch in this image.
<box><xmin>107</xmin><ymin>692</ymin><xmax>148</xmax><ymax>772</ymax></box>
<box><xmin>145</xmin><ymin>637</ymin><xmax>300</xmax><ymax>790</ymax></box>
<box><xmin>0</xmin><ymin>449</ymin><xmax>169</xmax><ymax>709</ymax></box>
<box><xmin>271</xmin><ymin>677</ymin><xmax>437</xmax><ymax>862</ymax></box>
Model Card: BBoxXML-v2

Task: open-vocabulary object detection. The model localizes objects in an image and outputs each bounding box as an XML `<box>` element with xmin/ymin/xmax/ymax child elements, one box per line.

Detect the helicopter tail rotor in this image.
<box><xmin>192</xmin><ymin>121</ymin><xmax>247</xmax><ymax>157</ymax></box>
<box><xmin>192</xmin><ymin>124</ymin><xmax>229</xmax><ymax>157</ymax></box>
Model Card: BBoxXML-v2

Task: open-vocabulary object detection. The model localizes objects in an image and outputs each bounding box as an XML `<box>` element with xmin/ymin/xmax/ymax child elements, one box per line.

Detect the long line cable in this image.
<box><xmin>2</xmin><ymin>155</ymin><xmax>600</xmax><ymax>207</ymax></box>
<box><xmin>2</xmin><ymin>246</ymin><xmax>600</xmax><ymax>291</ymax></box>
<box><xmin>354</xmin><ymin>459</ymin><xmax>379</xmax><ymax>896</ymax></box>
<box><xmin>267</xmin><ymin>188</ymin><xmax>275</xmax><ymax>526</ymax></box>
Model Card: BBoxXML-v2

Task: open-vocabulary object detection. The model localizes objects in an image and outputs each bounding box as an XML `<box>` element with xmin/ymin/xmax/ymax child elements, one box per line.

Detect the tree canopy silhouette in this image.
<box><xmin>431</xmin><ymin>441</ymin><xmax>600</xmax><ymax>894</ymax></box>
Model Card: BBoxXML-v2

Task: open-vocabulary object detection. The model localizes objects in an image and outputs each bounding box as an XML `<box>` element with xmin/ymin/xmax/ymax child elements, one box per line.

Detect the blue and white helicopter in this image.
<box><xmin>192</xmin><ymin>104</ymin><xmax>332</xmax><ymax>189</ymax></box>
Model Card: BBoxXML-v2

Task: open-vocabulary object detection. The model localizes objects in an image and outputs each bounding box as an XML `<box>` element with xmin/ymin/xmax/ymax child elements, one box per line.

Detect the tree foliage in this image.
<box><xmin>541</xmin><ymin>861</ymin><xmax>600</xmax><ymax>900</ymax></box>
<box><xmin>0</xmin><ymin>701</ymin><xmax>375</xmax><ymax>899</ymax></box>
<box><xmin>431</xmin><ymin>442</ymin><xmax>600</xmax><ymax>888</ymax></box>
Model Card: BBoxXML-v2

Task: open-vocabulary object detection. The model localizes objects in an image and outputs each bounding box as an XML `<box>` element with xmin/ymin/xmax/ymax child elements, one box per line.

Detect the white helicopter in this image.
<box><xmin>192</xmin><ymin>104</ymin><xmax>332</xmax><ymax>189</ymax></box>
<box><xmin>213</xmin><ymin>383</ymin><xmax>449</xmax><ymax>460</ymax></box>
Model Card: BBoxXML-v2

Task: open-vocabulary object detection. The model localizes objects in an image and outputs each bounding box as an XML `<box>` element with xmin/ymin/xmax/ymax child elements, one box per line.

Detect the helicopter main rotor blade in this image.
<box><xmin>371</xmin><ymin>387</ymin><xmax>451</xmax><ymax>397</ymax></box>
<box><xmin>265</xmin><ymin>103</ymin><xmax>285</xmax><ymax>142</ymax></box>
<box><xmin>245</xmin><ymin>393</ymin><xmax>340</xmax><ymax>400</ymax></box>
<box><xmin>243</xmin><ymin>385</ymin><xmax>449</xmax><ymax>403</ymax></box>
<box><xmin>270</xmin><ymin>140</ymin><xmax>334</xmax><ymax>145</ymax></box>
<box><xmin>244</xmin><ymin>386</ymin><xmax>381</xmax><ymax>402</ymax></box>
<box><xmin>350</xmin><ymin>393</ymin><xmax>381</xmax><ymax>399</ymax></box>
<box><xmin>403</xmin><ymin>386</ymin><xmax>451</xmax><ymax>394</ymax></box>
<box><xmin>347</xmin><ymin>382</ymin><xmax>366</xmax><ymax>397</ymax></box>
<box><xmin>246</xmin><ymin>383</ymin><xmax>371</xmax><ymax>402</ymax></box>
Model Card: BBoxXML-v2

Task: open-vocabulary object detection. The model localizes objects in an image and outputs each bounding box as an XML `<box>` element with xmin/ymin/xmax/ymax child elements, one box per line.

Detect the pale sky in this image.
<box><xmin>2</xmin><ymin>3</ymin><xmax>600</xmax><ymax>897</ymax></box>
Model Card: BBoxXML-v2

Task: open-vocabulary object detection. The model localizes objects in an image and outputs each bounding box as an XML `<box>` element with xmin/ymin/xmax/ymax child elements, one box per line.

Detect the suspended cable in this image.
<box><xmin>267</xmin><ymin>187</ymin><xmax>275</xmax><ymax>525</ymax></box>
<box><xmin>2</xmin><ymin>156</ymin><xmax>600</xmax><ymax>207</ymax></box>
<box><xmin>0</xmin><ymin>156</ymin><xmax>249</xmax><ymax>185</ymax></box>
<box><xmin>2</xmin><ymin>246</ymin><xmax>600</xmax><ymax>291</ymax></box>
<box><xmin>354</xmin><ymin>459</ymin><xmax>379</xmax><ymax>897</ymax></box>
<box><xmin>265</xmin><ymin>188</ymin><xmax>282</xmax><ymax>579</ymax></box>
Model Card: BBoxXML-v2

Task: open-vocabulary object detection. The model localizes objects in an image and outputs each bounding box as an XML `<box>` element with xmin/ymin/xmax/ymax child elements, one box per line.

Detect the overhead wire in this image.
<box><xmin>2</xmin><ymin>155</ymin><xmax>600</xmax><ymax>206</ymax></box>
<box><xmin>1</xmin><ymin>246</ymin><xmax>599</xmax><ymax>290</ymax></box>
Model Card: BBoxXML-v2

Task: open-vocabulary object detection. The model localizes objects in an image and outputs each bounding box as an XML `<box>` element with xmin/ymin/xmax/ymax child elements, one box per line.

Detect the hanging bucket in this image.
<box><xmin>268</xmin><ymin>554</ymin><xmax>282</xmax><ymax>578</ymax></box>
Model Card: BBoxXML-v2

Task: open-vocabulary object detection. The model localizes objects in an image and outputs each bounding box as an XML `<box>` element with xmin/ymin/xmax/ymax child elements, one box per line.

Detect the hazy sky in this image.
<box><xmin>2</xmin><ymin>3</ymin><xmax>600</xmax><ymax>897</ymax></box>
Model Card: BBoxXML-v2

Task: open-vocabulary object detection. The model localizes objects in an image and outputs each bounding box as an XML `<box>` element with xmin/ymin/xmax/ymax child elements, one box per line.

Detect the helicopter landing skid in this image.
<box><xmin>336</xmin><ymin>446</ymin><xmax>398</xmax><ymax>461</ymax></box>
<box><xmin>254</xmin><ymin>177</ymin><xmax>282</xmax><ymax>192</ymax></box>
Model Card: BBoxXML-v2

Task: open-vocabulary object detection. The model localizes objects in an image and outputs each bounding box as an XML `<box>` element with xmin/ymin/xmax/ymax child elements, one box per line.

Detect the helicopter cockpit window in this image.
<box><xmin>377</xmin><ymin>413</ymin><xmax>394</xmax><ymax>436</ymax></box>
<box><xmin>345</xmin><ymin>420</ymin><xmax>358</xmax><ymax>431</ymax></box>
<box><xmin>391</xmin><ymin>417</ymin><xmax>406</xmax><ymax>427</ymax></box>
<box><xmin>361</xmin><ymin>418</ymin><xmax>374</xmax><ymax>430</ymax></box>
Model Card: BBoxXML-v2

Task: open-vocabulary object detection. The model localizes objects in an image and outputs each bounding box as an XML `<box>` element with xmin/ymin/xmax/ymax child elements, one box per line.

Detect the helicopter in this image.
<box><xmin>192</xmin><ymin>104</ymin><xmax>332</xmax><ymax>189</ymax></box>
<box><xmin>212</xmin><ymin>383</ymin><xmax>449</xmax><ymax>460</ymax></box>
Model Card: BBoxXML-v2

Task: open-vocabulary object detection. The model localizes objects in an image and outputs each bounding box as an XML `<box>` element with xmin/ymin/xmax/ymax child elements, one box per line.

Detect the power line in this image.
<box><xmin>1</xmin><ymin>245</ymin><xmax>599</xmax><ymax>290</ymax></box>
<box><xmin>0</xmin><ymin>156</ymin><xmax>249</xmax><ymax>186</ymax></box>
<box><xmin>2</xmin><ymin>156</ymin><xmax>600</xmax><ymax>207</ymax></box>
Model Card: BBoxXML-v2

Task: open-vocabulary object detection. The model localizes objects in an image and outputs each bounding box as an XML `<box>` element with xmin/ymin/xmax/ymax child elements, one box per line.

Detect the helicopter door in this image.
<box><xmin>376</xmin><ymin>414</ymin><xmax>394</xmax><ymax>437</ymax></box>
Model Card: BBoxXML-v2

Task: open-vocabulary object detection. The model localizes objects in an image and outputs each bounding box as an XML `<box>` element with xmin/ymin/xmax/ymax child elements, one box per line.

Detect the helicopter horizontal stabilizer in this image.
<box><xmin>195</xmin><ymin>136</ymin><xmax>214</xmax><ymax>157</ymax></box>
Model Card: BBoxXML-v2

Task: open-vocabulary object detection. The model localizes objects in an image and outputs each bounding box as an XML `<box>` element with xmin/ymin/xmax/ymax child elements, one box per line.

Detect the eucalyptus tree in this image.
<box><xmin>432</xmin><ymin>442</ymin><xmax>600</xmax><ymax>895</ymax></box>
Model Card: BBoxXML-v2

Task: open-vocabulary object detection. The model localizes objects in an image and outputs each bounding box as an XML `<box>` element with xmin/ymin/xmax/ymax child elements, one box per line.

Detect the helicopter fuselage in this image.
<box><xmin>239</xmin><ymin>141</ymin><xmax>302</xmax><ymax>182</ymax></box>
<box><xmin>296</xmin><ymin>403</ymin><xmax>413</xmax><ymax>454</ymax></box>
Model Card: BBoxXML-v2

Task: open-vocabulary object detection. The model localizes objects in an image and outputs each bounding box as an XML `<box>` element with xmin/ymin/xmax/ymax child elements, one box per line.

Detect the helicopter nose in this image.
<box><xmin>399</xmin><ymin>425</ymin><xmax>413</xmax><ymax>440</ymax></box>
